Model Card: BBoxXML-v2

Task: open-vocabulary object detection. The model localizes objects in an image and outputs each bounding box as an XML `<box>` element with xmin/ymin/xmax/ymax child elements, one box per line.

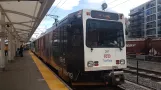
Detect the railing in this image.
<box><xmin>126</xmin><ymin>38</ymin><xmax>146</xmax><ymax>41</ymax></box>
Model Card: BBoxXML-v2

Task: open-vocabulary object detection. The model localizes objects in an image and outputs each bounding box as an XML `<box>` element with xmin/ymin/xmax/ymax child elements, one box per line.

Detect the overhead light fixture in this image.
<box><xmin>6</xmin><ymin>24</ymin><xmax>10</xmax><ymax>27</ymax></box>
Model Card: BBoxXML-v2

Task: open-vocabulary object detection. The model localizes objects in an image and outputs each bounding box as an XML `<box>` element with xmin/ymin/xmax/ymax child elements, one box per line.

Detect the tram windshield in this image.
<box><xmin>86</xmin><ymin>19</ymin><xmax>124</xmax><ymax>48</ymax></box>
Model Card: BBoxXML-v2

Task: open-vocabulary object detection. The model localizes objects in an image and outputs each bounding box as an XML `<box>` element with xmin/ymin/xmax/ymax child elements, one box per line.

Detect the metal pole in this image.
<box><xmin>8</xmin><ymin>30</ymin><xmax>12</xmax><ymax>62</ymax></box>
<box><xmin>13</xmin><ymin>39</ymin><xmax>15</xmax><ymax>58</ymax></box>
<box><xmin>137</xmin><ymin>60</ymin><xmax>138</xmax><ymax>84</ymax></box>
<box><xmin>11</xmin><ymin>35</ymin><xmax>14</xmax><ymax>61</ymax></box>
<box><xmin>0</xmin><ymin>11</ymin><xmax>6</xmax><ymax>71</ymax></box>
<box><xmin>156</xmin><ymin>0</ymin><xmax>158</xmax><ymax>37</ymax></box>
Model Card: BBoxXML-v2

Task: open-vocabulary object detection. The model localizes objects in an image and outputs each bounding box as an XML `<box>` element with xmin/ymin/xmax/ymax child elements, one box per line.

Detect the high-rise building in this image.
<box><xmin>125</xmin><ymin>18</ymin><xmax>130</xmax><ymax>39</ymax></box>
<box><xmin>129</xmin><ymin>0</ymin><xmax>161</xmax><ymax>38</ymax></box>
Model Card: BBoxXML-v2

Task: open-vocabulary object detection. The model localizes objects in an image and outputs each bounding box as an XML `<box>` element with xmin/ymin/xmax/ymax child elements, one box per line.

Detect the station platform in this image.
<box><xmin>0</xmin><ymin>51</ymin><xmax>69</xmax><ymax>90</ymax></box>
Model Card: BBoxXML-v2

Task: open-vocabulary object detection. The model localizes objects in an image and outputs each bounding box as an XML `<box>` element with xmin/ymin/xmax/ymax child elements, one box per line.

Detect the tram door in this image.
<box><xmin>46</xmin><ymin>34</ymin><xmax>50</xmax><ymax>61</ymax></box>
<box><xmin>60</xmin><ymin>26</ymin><xmax>67</xmax><ymax>67</ymax></box>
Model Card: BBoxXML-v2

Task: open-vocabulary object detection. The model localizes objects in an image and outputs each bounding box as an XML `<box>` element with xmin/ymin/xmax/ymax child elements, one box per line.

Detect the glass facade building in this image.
<box><xmin>129</xmin><ymin>0</ymin><xmax>161</xmax><ymax>38</ymax></box>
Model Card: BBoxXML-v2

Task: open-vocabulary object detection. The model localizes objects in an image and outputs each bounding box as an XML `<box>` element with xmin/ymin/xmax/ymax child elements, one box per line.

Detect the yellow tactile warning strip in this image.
<box><xmin>29</xmin><ymin>51</ymin><xmax>69</xmax><ymax>90</ymax></box>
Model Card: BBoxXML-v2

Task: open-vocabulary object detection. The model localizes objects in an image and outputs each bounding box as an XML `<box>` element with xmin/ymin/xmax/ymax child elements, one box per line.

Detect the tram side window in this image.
<box><xmin>59</xmin><ymin>27</ymin><xmax>64</xmax><ymax>53</ymax></box>
<box><xmin>72</xmin><ymin>28</ymin><xmax>82</xmax><ymax>46</ymax></box>
<box><xmin>43</xmin><ymin>36</ymin><xmax>45</xmax><ymax>49</ymax></box>
<box><xmin>63</xmin><ymin>26</ymin><xmax>68</xmax><ymax>50</ymax></box>
<box><xmin>53</xmin><ymin>29</ymin><xmax>59</xmax><ymax>46</ymax></box>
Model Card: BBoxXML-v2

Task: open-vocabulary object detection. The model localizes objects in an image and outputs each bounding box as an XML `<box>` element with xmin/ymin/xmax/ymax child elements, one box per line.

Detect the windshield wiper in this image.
<box><xmin>89</xmin><ymin>43</ymin><xmax>94</xmax><ymax>52</ymax></box>
<box><xmin>118</xmin><ymin>41</ymin><xmax>122</xmax><ymax>51</ymax></box>
<box><xmin>119</xmin><ymin>45</ymin><xmax>122</xmax><ymax>51</ymax></box>
<box><xmin>91</xmin><ymin>47</ymin><xmax>93</xmax><ymax>52</ymax></box>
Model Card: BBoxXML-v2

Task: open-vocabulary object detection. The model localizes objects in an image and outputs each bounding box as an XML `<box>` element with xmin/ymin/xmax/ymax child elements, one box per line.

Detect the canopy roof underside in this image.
<box><xmin>0</xmin><ymin>0</ymin><xmax>55</xmax><ymax>42</ymax></box>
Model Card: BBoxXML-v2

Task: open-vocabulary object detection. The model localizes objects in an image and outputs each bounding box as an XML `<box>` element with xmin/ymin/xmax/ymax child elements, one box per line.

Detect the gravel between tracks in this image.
<box><xmin>124</xmin><ymin>73</ymin><xmax>161</xmax><ymax>90</ymax></box>
<box><xmin>127</xmin><ymin>59</ymin><xmax>161</xmax><ymax>73</ymax></box>
<box><xmin>120</xmin><ymin>82</ymin><xmax>147</xmax><ymax>90</ymax></box>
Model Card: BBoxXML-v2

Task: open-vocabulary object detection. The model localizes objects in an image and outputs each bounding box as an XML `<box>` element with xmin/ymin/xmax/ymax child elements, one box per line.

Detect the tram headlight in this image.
<box><xmin>87</xmin><ymin>61</ymin><xmax>94</xmax><ymax>67</ymax></box>
<box><xmin>116</xmin><ymin>77</ymin><xmax>120</xmax><ymax>82</ymax></box>
<box><xmin>120</xmin><ymin>59</ymin><xmax>125</xmax><ymax>64</ymax></box>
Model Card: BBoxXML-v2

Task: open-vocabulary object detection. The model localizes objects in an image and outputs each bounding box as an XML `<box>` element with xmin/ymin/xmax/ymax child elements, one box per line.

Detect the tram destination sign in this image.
<box><xmin>91</xmin><ymin>10</ymin><xmax>119</xmax><ymax>20</ymax></box>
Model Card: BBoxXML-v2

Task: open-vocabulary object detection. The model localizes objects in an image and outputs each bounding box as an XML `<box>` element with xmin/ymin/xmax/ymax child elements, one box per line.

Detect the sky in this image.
<box><xmin>31</xmin><ymin>0</ymin><xmax>150</xmax><ymax>40</ymax></box>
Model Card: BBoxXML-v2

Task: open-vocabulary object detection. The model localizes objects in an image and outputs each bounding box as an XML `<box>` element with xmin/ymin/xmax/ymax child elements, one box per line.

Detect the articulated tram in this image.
<box><xmin>31</xmin><ymin>9</ymin><xmax>126</xmax><ymax>85</ymax></box>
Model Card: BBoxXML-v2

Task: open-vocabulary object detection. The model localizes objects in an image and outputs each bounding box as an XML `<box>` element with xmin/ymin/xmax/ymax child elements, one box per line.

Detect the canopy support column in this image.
<box><xmin>0</xmin><ymin>11</ymin><xmax>6</xmax><ymax>71</ymax></box>
<box><xmin>8</xmin><ymin>27</ymin><xmax>13</xmax><ymax>62</ymax></box>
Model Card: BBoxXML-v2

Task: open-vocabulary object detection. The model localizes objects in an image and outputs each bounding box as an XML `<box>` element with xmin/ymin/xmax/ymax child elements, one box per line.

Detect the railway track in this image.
<box><xmin>124</xmin><ymin>66</ymin><xmax>161</xmax><ymax>81</ymax></box>
<box><xmin>124</xmin><ymin>65</ymin><xmax>161</xmax><ymax>90</ymax></box>
<box><xmin>118</xmin><ymin>80</ymin><xmax>151</xmax><ymax>90</ymax></box>
<box><xmin>124</xmin><ymin>73</ymin><xmax>161</xmax><ymax>90</ymax></box>
<box><xmin>127</xmin><ymin>55</ymin><xmax>161</xmax><ymax>63</ymax></box>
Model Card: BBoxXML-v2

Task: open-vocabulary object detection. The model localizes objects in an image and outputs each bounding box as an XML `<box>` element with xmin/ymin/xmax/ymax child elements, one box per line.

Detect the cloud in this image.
<box><xmin>87</xmin><ymin>0</ymin><xmax>150</xmax><ymax>17</ymax></box>
<box><xmin>32</xmin><ymin>19</ymin><xmax>54</xmax><ymax>38</ymax></box>
<box><xmin>107</xmin><ymin>0</ymin><xmax>150</xmax><ymax>17</ymax></box>
<box><xmin>87</xmin><ymin>0</ymin><xmax>104</xmax><ymax>3</ymax></box>
<box><xmin>52</xmin><ymin>0</ymin><xmax>80</xmax><ymax>10</ymax></box>
<box><xmin>85</xmin><ymin>0</ymin><xmax>118</xmax><ymax>12</ymax></box>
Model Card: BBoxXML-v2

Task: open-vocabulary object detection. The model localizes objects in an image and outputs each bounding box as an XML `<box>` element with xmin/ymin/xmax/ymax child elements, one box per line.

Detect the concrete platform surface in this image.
<box><xmin>0</xmin><ymin>51</ymin><xmax>50</xmax><ymax>90</ymax></box>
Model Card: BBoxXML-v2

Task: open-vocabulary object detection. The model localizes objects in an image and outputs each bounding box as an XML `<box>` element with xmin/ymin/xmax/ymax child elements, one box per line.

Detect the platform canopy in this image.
<box><xmin>0</xmin><ymin>0</ymin><xmax>55</xmax><ymax>42</ymax></box>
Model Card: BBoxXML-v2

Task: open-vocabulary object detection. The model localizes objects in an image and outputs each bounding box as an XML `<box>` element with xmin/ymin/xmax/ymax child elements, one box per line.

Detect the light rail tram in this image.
<box><xmin>30</xmin><ymin>9</ymin><xmax>127</xmax><ymax>85</ymax></box>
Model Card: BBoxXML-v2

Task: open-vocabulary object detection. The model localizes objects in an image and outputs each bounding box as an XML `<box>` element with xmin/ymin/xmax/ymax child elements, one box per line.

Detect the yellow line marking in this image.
<box><xmin>29</xmin><ymin>51</ymin><xmax>69</xmax><ymax>90</ymax></box>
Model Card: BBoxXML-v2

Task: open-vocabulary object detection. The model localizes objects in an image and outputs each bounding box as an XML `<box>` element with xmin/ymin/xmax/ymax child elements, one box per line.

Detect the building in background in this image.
<box><xmin>125</xmin><ymin>18</ymin><xmax>130</xmax><ymax>39</ymax></box>
<box><xmin>129</xmin><ymin>0</ymin><xmax>161</xmax><ymax>38</ymax></box>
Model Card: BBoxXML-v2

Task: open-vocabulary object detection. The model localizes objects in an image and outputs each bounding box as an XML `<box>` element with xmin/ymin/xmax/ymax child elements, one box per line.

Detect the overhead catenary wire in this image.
<box><xmin>107</xmin><ymin>0</ymin><xmax>119</xmax><ymax>5</ymax></box>
<box><xmin>48</xmin><ymin>0</ymin><xmax>130</xmax><ymax>21</ymax></box>
<box><xmin>34</xmin><ymin>0</ymin><xmax>130</xmax><ymax>39</ymax></box>
<box><xmin>52</xmin><ymin>0</ymin><xmax>128</xmax><ymax>17</ymax></box>
<box><xmin>100</xmin><ymin>0</ymin><xmax>118</xmax><ymax>10</ymax></box>
<box><xmin>49</xmin><ymin>0</ymin><xmax>130</xmax><ymax>17</ymax></box>
<box><xmin>107</xmin><ymin>0</ymin><xmax>131</xmax><ymax>10</ymax></box>
<box><xmin>46</xmin><ymin>0</ymin><xmax>68</xmax><ymax>21</ymax></box>
<box><xmin>33</xmin><ymin>0</ymin><xmax>63</xmax><ymax>38</ymax></box>
<box><xmin>44</xmin><ymin>0</ymin><xmax>68</xmax><ymax>21</ymax></box>
<box><xmin>40</xmin><ymin>0</ymin><xmax>62</xmax><ymax>22</ymax></box>
<box><xmin>54</xmin><ymin>0</ymin><xmax>68</xmax><ymax>13</ymax></box>
<box><xmin>48</xmin><ymin>0</ymin><xmax>130</xmax><ymax>24</ymax></box>
<box><xmin>49</xmin><ymin>0</ymin><xmax>63</xmax><ymax>14</ymax></box>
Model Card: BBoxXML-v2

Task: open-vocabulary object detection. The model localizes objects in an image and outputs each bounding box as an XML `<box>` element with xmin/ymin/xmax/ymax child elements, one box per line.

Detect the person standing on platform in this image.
<box><xmin>4</xmin><ymin>44</ymin><xmax>8</xmax><ymax>56</ymax></box>
<box><xmin>19</xmin><ymin>45</ymin><xmax>23</xmax><ymax>57</ymax></box>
